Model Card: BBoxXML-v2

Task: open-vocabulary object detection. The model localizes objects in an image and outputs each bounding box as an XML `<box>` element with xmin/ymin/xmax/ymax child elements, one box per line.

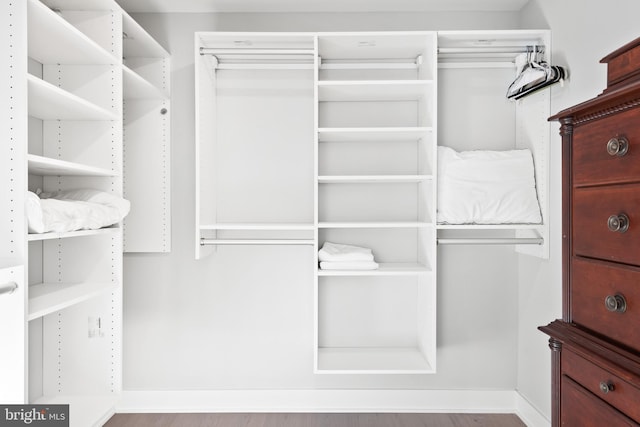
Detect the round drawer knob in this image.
<box><xmin>607</xmin><ymin>137</ymin><xmax>629</xmax><ymax>157</ymax></box>
<box><xmin>600</xmin><ymin>381</ymin><xmax>615</xmax><ymax>394</ymax></box>
<box><xmin>607</xmin><ymin>214</ymin><xmax>630</xmax><ymax>233</ymax></box>
<box><xmin>605</xmin><ymin>294</ymin><xmax>627</xmax><ymax>313</ymax></box>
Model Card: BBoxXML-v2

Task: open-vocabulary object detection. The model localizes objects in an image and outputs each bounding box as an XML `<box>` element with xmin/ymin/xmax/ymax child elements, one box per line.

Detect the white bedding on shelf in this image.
<box><xmin>437</xmin><ymin>146</ymin><xmax>542</xmax><ymax>225</ymax></box>
<box><xmin>318</xmin><ymin>242</ymin><xmax>379</xmax><ymax>270</ymax></box>
<box><xmin>318</xmin><ymin>241</ymin><xmax>375</xmax><ymax>262</ymax></box>
<box><xmin>27</xmin><ymin>189</ymin><xmax>130</xmax><ymax>234</ymax></box>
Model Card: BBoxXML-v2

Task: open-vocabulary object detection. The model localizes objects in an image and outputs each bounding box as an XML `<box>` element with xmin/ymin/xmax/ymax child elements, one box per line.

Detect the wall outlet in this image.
<box><xmin>88</xmin><ymin>316</ymin><xmax>105</xmax><ymax>338</ymax></box>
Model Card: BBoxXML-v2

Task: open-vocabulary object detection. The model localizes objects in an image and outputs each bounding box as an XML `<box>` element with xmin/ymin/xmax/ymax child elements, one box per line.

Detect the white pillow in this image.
<box><xmin>27</xmin><ymin>189</ymin><xmax>131</xmax><ymax>233</ymax></box>
<box><xmin>39</xmin><ymin>188</ymin><xmax>130</xmax><ymax>220</ymax></box>
<box><xmin>437</xmin><ymin>146</ymin><xmax>542</xmax><ymax>224</ymax></box>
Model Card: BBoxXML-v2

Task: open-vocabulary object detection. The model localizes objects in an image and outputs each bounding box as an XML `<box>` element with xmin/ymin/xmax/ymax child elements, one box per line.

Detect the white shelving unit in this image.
<box><xmin>33</xmin><ymin>395</ymin><xmax>118</xmax><ymax>427</ymax></box>
<box><xmin>27</xmin><ymin>227</ymin><xmax>120</xmax><ymax>242</ymax></box>
<box><xmin>318</xmin><ymin>175</ymin><xmax>432</xmax><ymax>183</ymax></box>
<box><xmin>317</xmin><ymin>263</ymin><xmax>432</xmax><ymax>277</ymax></box>
<box><xmin>318</xmin><ymin>222</ymin><xmax>433</xmax><ymax>228</ymax></box>
<box><xmin>195</xmin><ymin>33</ymin><xmax>316</xmax><ymax>258</ymax></box>
<box><xmin>28</xmin><ymin>281</ymin><xmax>118</xmax><ymax>321</ymax></box>
<box><xmin>27</xmin><ymin>74</ymin><xmax>118</xmax><ymax>121</ymax></box>
<box><xmin>121</xmin><ymin>10</ymin><xmax>171</xmax><ymax>253</ymax></box>
<box><xmin>436</xmin><ymin>30</ymin><xmax>551</xmax><ymax>257</ymax></box>
<box><xmin>28</xmin><ymin>0</ymin><xmax>116</xmax><ymax>65</ymax></box>
<box><xmin>315</xmin><ymin>32</ymin><xmax>438</xmax><ymax>374</ymax></box>
<box><xmin>194</xmin><ymin>30</ymin><xmax>552</xmax><ymax>377</ymax></box>
<box><xmin>28</xmin><ymin>154</ymin><xmax>117</xmax><ymax>177</ymax></box>
<box><xmin>1</xmin><ymin>0</ymin><xmax>170</xmax><ymax>423</ymax></box>
<box><xmin>317</xmin><ymin>348</ymin><xmax>435</xmax><ymax>374</ymax></box>
<box><xmin>318</xmin><ymin>127</ymin><xmax>433</xmax><ymax>142</ymax></box>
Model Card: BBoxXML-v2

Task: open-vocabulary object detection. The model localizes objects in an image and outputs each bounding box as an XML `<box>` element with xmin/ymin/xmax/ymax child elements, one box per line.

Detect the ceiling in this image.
<box><xmin>115</xmin><ymin>0</ymin><xmax>530</xmax><ymax>14</ymax></box>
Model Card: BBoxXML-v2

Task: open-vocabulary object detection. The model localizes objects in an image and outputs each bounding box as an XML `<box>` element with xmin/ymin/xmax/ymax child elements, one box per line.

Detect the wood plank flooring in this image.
<box><xmin>104</xmin><ymin>413</ymin><xmax>526</xmax><ymax>427</ymax></box>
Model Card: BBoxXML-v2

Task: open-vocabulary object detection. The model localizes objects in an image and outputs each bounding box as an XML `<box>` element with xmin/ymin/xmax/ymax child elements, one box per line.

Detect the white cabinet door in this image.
<box><xmin>0</xmin><ymin>266</ymin><xmax>26</xmax><ymax>403</ymax></box>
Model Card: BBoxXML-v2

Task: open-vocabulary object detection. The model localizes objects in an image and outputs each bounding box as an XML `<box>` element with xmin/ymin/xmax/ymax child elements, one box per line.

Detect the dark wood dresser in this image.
<box><xmin>541</xmin><ymin>37</ymin><xmax>640</xmax><ymax>426</ymax></box>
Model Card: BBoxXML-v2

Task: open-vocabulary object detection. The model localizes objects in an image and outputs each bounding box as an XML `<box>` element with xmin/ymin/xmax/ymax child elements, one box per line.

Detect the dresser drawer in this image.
<box><xmin>563</xmin><ymin>349</ymin><xmax>640</xmax><ymax>423</ymax></box>
<box><xmin>573</xmin><ymin>107</ymin><xmax>640</xmax><ymax>186</ymax></box>
<box><xmin>573</xmin><ymin>184</ymin><xmax>640</xmax><ymax>265</ymax></box>
<box><xmin>561</xmin><ymin>375</ymin><xmax>639</xmax><ymax>426</ymax></box>
<box><xmin>571</xmin><ymin>257</ymin><xmax>640</xmax><ymax>351</ymax></box>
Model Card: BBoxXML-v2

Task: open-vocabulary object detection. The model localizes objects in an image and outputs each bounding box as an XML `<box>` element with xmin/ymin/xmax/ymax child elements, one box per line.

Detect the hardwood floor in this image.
<box><xmin>104</xmin><ymin>413</ymin><xmax>526</xmax><ymax>427</ymax></box>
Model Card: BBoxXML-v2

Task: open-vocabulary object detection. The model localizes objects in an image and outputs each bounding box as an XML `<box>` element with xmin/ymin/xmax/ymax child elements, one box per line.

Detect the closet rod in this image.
<box><xmin>214</xmin><ymin>63</ymin><xmax>314</xmax><ymax>70</ymax></box>
<box><xmin>200</xmin><ymin>47</ymin><xmax>315</xmax><ymax>55</ymax></box>
<box><xmin>437</xmin><ymin>237</ymin><xmax>544</xmax><ymax>245</ymax></box>
<box><xmin>200</xmin><ymin>239</ymin><xmax>315</xmax><ymax>246</ymax></box>
<box><xmin>0</xmin><ymin>281</ymin><xmax>18</xmax><ymax>296</ymax></box>
<box><xmin>438</xmin><ymin>45</ymin><xmax>544</xmax><ymax>55</ymax></box>
<box><xmin>319</xmin><ymin>55</ymin><xmax>422</xmax><ymax>70</ymax></box>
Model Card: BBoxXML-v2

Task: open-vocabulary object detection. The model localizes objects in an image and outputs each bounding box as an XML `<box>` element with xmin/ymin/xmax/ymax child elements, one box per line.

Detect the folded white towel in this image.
<box><xmin>320</xmin><ymin>261</ymin><xmax>379</xmax><ymax>271</ymax></box>
<box><xmin>318</xmin><ymin>242</ymin><xmax>375</xmax><ymax>262</ymax></box>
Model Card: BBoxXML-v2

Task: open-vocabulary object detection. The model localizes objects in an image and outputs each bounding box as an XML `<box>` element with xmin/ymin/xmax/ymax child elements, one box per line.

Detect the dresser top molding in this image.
<box><xmin>550</xmin><ymin>36</ymin><xmax>640</xmax><ymax>126</ymax></box>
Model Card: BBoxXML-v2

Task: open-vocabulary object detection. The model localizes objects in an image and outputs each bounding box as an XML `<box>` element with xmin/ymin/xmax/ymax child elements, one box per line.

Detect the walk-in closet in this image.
<box><xmin>4</xmin><ymin>1</ymin><xmax>640</xmax><ymax>426</ymax></box>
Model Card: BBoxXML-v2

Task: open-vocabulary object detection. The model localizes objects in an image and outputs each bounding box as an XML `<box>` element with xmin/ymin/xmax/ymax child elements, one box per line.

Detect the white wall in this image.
<box><xmin>516</xmin><ymin>0</ymin><xmax>640</xmax><ymax>420</ymax></box>
<box><xmin>123</xmin><ymin>11</ymin><xmax>527</xmax><ymax>394</ymax></box>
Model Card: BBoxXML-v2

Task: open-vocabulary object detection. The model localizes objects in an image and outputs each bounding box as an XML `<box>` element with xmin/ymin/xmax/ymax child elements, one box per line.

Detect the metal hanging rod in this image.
<box><xmin>0</xmin><ymin>281</ymin><xmax>18</xmax><ymax>296</ymax></box>
<box><xmin>319</xmin><ymin>55</ymin><xmax>423</xmax><ymax>70</ymax></box>
<box><xmin>215</xmin><ymin>63</ymin><xmax>314</xmax><ymax>70</ymax></box>
<box><xmin>201</xmin><ymin>239</ymin><xmax>315</xmax><ymax>246</ymax></box>
<box><xmin>437</xmin><ymin>237</ymin><xmax>544</xmax><ymax>246</ymax></box>
<box><xmin>200</xmin><ymin>47</ymin><xmax>315</xmax><ymax>56</ymax></box>
<box><xmin>438</xmin><ymin>45</ymin><xmax>545</xmax><ymax>55</ymax></box>
<box><xmin>203</xmin><ymin>49</ymin><xmax>315</xmax><ymax>70</ymax></box>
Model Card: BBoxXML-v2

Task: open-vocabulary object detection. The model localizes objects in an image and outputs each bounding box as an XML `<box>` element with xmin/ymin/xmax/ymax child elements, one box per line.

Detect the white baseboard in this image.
<box><xmin>117</xmin><ymin>389</ymin><xmax>547</xmax><ymax>423</ymax></box>
<box><xmin>515</xmin><ymin>393</ymin><xmax>551</xmax><ymax>427</ymax></box>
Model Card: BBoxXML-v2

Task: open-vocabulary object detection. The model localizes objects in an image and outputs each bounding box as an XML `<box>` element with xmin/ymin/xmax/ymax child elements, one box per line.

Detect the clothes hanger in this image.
<box><xmin>506</xmin><ymin>45</ymin><xmax>565</xmax><ymax>100</ymax></box>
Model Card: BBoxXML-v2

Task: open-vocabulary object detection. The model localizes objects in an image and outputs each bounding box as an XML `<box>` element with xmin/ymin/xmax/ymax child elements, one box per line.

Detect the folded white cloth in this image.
<box><xmin>27</xmin><ymin>189</ymin><xmax>130</xmax><ymax>234</ymax></box>
<box><xmin>320</xmin><ymin>261</ymin><xmax>379</xmax><ymax>270</ymax></box>
<box><xmin>318</xmin><ymin>242</ymin><xmax>375</xmax><ymax>262</ymax></box>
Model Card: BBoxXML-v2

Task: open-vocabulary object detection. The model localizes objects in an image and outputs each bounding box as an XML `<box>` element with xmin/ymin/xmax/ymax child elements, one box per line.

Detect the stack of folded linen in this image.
<box><xmin>318</xmin><ymin>241</ymin><xmax>379</xmax><ymax>270</ymax></box>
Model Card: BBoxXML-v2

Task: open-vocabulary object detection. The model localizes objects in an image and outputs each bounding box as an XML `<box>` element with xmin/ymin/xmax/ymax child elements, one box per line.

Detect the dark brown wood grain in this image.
<box><xmin>572</xmin><ymin>184</ymin><xmax>640</xmax><ymax>265</ymax></box>
<box><xmin>560</xmin><ymin>118</ymin><xmax>574</xmax><ymax>322</ymax></box>
<box><xmin>563</xmin><ymin>348</ymin><xmax>640</xmax><ymax>422</ymax></box>
<box><xmin>561</xmin><ymin>376</ymin><xmax>638</xmax><ymax>427</ymax></box>
<box><xmin>601</xmin><ymin>37</ymin><xmax>640</xmax><ymax>90</ymax></box>
<box><xmin>544</xmin><ymin>37</ymin><xmax>640</xmax><ymax>427</ymax></box>
<box><xmin>572</xmin><ymin>107</ymin><xmax>640</xmax><ymax>187</ymax></box>
<box><xmin>103</xmin><ymin>413</ymin><xmax>527</xmax><ymax>427</ymax></box>
<box><xmin>570</xmin><ymin>257</ymin><xmax>640</xmax><ymax>352</ymax></box>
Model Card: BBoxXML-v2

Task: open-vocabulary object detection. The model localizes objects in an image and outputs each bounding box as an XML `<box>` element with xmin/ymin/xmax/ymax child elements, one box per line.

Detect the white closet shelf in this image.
<box><xmin>318</xmin><ymin>127</ymin><xmax>432</xmax><ymax>142</ymax></box>
<box><xmin>317</xmin><ymin>32</ymin><xmax>436</xmax><ymax>62</ymax></box>
<box><xmin>200</xmin><ymin>223</ymin><xmax>315</xmax><ymax>231</ymax></box>
<box><xmin>27</xmin><ymin>0</ymin><xmax>117</xmax><ymax>65</ymax></box>
<box><xmin>28</xmin><ymin>227</ymin><xmax>119</xmax><ymax>242</ymax></box>
<box><xmin>201</xmin><ymin>239</ymin><xmax>315</xmax><ymax>246</ymax></box>
<box><xmin>122</xmin><ymin>12</ymin><xmax>170</xmax><ymax>58</ymax></box>
<box><xmin>318</xmin><ymin>221</ymin><xmax>432</xmax><ymax>229</ymax></box>
<box><xmin>40</xmin><ymin>0</ymin><xmax>116</xmax><ymax>10</ymax></box>
<box><xmin>318</xmin><ymin>263</ymin><xmax>431</xmax><ymax>276</ymax></box>
<box><xmin>318</xmin><ymin>80</ymin><xmax>433</xmax><ymax>102</ymax></box>
<box><xmin>318</xmin><ymin>175</ymin><xmax>432</xmax><ymax>183</ymax></box>
<box><xmin>436</xmin><ymin>223</ymin><xmax>543</xmax><ymax>230</ymax></box>
<box><xmin>28</xmin><ymin>74</ymin><xmax>118</xmax><ymax>121</ymax></box>
<box><xmin>316</xmin><ymin>347</ymin><xmax>434</xmax><ymax>374</ymax></box>
<box><xmin>33</xmin><ymin>395</ymin><xmax>116</xmax><ymax>427</ymax></box>
<box><xmin>123</xmin><ymin>65</ymin><xmax>168</xmax><ymax>100</ymax></box>
<box><xmin>28</xmin><ymin>154</ymin><xmax>116</xmax><ymax>177</ymax></box>
<box><xmin>28</xmin><ymin>281</ymin><xmax>118</xmax><ymax>321</ymax></box>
